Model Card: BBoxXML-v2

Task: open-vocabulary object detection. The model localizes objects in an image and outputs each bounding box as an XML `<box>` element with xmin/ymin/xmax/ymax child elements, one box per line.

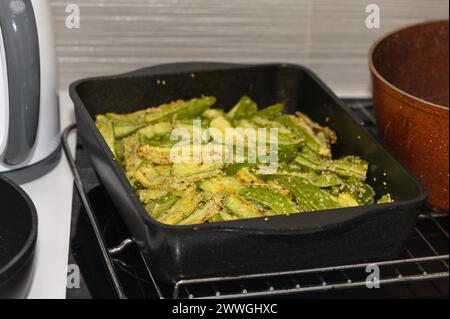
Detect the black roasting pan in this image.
<box><xmin>70</xmin><ymin>63</ymin><xmax>427</xmax><ymax>283</ymax></box>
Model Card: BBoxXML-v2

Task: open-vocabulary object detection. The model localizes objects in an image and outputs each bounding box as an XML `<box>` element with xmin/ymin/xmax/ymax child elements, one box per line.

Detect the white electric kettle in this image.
<box><xmin>0</xmin><ymin>0</ymin><xmax>60</xmax><ymax>184</ymax></box>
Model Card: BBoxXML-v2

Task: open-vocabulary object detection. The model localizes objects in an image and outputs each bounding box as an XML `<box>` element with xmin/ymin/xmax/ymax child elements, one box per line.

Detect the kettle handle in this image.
<box><xmin>0</xmin><ymin>0</ymin><xmax>40</xmax><ymax>166</ymax></box>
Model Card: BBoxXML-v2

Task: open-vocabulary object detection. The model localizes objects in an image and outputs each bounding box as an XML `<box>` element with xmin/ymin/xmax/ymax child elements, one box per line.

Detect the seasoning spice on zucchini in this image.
<box><xmin>96</xmin><ymin>96</ymin><xmax>392</xmax><ymax>225</ymax></box>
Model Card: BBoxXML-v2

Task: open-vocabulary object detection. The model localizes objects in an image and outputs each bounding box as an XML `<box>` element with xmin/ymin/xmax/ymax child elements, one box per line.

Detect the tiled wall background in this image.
<box><xmin>50</xmin><ymin>0</ymin><xmax>449</xmax><ymax>97</ymax></box>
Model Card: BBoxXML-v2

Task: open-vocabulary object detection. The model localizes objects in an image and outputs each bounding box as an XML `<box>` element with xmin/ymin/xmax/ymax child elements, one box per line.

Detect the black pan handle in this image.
<box><xmin>0</xmin><ymin>0</ymin><xmax>40</xmax><ymax>165</ymax></box>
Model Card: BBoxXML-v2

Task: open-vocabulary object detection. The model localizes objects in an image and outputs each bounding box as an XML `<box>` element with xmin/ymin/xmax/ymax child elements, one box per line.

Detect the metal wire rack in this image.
<box><xmin>168</xmin><ymin>213</ymin><xmax>448</xmax><ymax>299</ymax></box>
<box><xmin>64</xmin><ymin>100</ymin><xmax>449</xmax><ymax>299</ymax></box>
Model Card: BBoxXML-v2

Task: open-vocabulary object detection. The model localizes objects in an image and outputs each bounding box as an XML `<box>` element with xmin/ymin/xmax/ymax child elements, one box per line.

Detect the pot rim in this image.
<box><xmin>0</xmin><ymin>176</ymin><xmax>38</xmax><ymax>283</ymax></box>
<box><xmin>369</xmin><ymin>19</ymin><xmax>449</xmax><ymax>112</ymax></box>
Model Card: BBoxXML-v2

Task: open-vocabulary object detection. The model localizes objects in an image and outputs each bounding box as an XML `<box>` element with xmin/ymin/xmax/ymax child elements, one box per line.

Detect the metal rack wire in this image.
<box><xmin>169</xmin><ymin>213</ymin><xmax>448</xmax><ymax>299</ymax></box>
<box><xmin>64</xmin><ymin>100</ymin><xmax>449</xmax><ymax>299</ymax></box>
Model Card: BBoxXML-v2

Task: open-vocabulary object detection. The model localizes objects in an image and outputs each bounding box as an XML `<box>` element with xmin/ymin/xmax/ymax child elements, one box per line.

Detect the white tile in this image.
<box><xmin>50</xmin><ymin>0</ymin><xmax>449</xmax><ymax>96</ymax></box>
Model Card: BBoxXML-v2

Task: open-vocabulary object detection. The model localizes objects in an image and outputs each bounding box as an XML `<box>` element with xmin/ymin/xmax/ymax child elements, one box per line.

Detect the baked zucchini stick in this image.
<box><xmin>240</xmin><ymin>187</ymin><xmax>298</xmax><ymax>215</ymax></box>
<box><xmin>145</xmin><ymin>195</ymin><xmax>179</xmax><ymax>220</ymax></box>
<box><xmin>295</xmin><ymin>151</ymin><xmax>368</xmax><ymax>181</ymax></box>
<box><xmin>179</xmin><ymin>200</ymin><xmax>221</xmax><ymax>225</ymax></box>
<box><xmin>158</xmin><ymin>191</ymin><xmax>203</xmax><ymax>225</ymax></box>
<box><xmin>105</xmin><ymin>96</ymin><xmax>216</xmax><ymax>125</ymax></box>
<box><xmin>223</xmin><ymin>194</ymin><xmax>266</xmax><ymax>219</ymax></box>
<box><xmin>95</xmin><ymin>115</ymin><xmax>116</xmax><ymax>156</ymax></box>
<box><xmin>276</xmin><ymin>177</ymin><xmax>340</xmax><ymax>212</ymax></box>
<box><xmin>226</xmin><ymin>96</ymin><xmax>258</xmax><ymax>120</ymax></box>
<box><xmin>276</xmin><ymin>115</ymin><xmax>332</xmax><ymax>157</ymax></box>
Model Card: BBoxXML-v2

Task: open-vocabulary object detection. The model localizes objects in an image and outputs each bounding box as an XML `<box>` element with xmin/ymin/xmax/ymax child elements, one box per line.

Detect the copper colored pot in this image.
<box><xmin>370</xmin><ymin>20</ymin><xmax>449</xmax><ymax>212</ymax></box>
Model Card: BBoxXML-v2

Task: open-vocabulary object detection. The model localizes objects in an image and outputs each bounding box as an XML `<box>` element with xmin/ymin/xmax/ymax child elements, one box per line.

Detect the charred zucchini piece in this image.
<box><xmin>209</xmin><ymin>213</ymin><xmax>224</xmax><ymax>223</ymax></box>
<box><xmin>245</xmin><ymin>117</ymin><xmax>296</xmax><ymax>135</ymax></box>
<box><xmin>234</xmin><ymin>167</ymin><xmax>259</xmax><ymax>185</ymax></box>
<box><xmin>226</xmin><ymin>96</ymin><xmax>258</xmax><ymax>120</ymax></box>
<box><xmin>331</xmin><ymin>156</ymin><xmax>369</xmax><ymax>181</ymax></box>
<box><xmin>340</xmin><ymin>178</ymin><xmax>376</xmax><ymax>206</ymax></box>
<box><xmin>303</xmin><ymin>171</ymin><xmax>344</xmax><ymax>188</ymax></box>
<box><xmin>259</xmin><ymin>169</ymin><xmax>344</xmax><ymax>188</ymax></box>
<box><xmin>202</xmin><ymin>108</ymin><xmax>225</xmax><ymax>120</ymax></box>
<box><xmin>139</xmin><ymin>122</ymin><xmax>172</xmax><ymax>140</ymax></box>
<box><xmin>240</xmin><ymin>187</ymin><xmax>298</xmax><ymax>215</ymax></box>
<box><xmin>208</xmin><ymin>210</ymin><xmax>239</xmax><ymax>223</ymax></box>
<box><xmin>122</xmin><ymin>134</ymin><xmax>144</xmax><ymax>186</ymax></box>
<box><xmin>225</xmin><ymin>163</ymin><xmax>257</xmax><ymax>176</ymax></box>
<box><xmin>276</xmin><ymin>114</ymin><xmax>332</xmax><ymax>157</ymax></box>
<box><xmin>199</xmin><ymin>176</ymin><xmax>244</xmax><ymax>194</ymax></box>
<box><xmin>223</xmin><ymin>194</ymin><xmax>265</xmax><ymax>219</ymax></box>
<box><xmin>134</xmin><ymin>164</ymin><xmax>164</xmax><ymax>188</ymax></box>
<box><xmin>293</xmin><ymin>148</ymin><xmax>325</xmax><ymax>171</ymax></box>
<box><xmin>337</xmin><ymin>193</ymin><xmax>360</xmax><ymax>207</ymax></box>
<box><xmin>378</xmin><ymin>194</ymin><xmax>393</xmax><ymax>204</ymax></box>
<box><xmin>250</xmin><ymin>103</ymin><xmax>284</xmax><ymax>119</ymax></box>
<box><xmin>145</xmin><ymin>194</ymin><xmax>179</xmax><ymax>220</ymax></box>
<box><xmin>172</xmin><ymin>163</ymin><xmax>224</xmax><ymax>177</ymax></box>
<box><xmin>158</xmin><ymin>191</ymin><xmax>203</xmax><ymax>225</ymax></box>
<box><xmin>105</xmin><ymin>109</ymin><xmax>148</xmax><ymax>124</ymax></box>
<box><xmin>106</xmin><ymin>97</ymin><xmax>216</xmax><ymax>125</ymax></box>
<box><xmin>172</xmin><ymin>163</ymin><xmax>224</xmax><ymax>183</ymax></box>
<box><xmin>178</xmin><ymin>200</ymin><xmax>221</xmax><ymax>225</ymax></box>
<box><xmin>295</xmin><ymin>150</ymin><xmax>368</xmax><ymax>181</ymax></box>
<box><xmin>276</xmin><ymin>176</ymin><xmax>340</xmax><ymax>212</ymax></box>
<box><xmin>295</xmin><ymin>112</ymin><xmax>337</xmax><ymax>144</ymax></box>
<box><xmin>210</xmin><ymin>116</ymin><xmax>233</xmax><ymax>135</ymax></box>
<box><xmin>165</xmin><ymin>178</ymin><xmax>197</xmax><ymax>197</ymax></box>
<box><xmin>235</xmin><ymin>117</ymin><xmax>302</xmax><ymax>162</ymax></box>
<box><xmin>139</xmin><ymin>189</ymin><xmax>169</xmax><ymax>204</ymax></box>
<box><xmin>113</xmin><ymin>121</ymin><xmax>146</xmax><ymax>139</ymax></box>
<box><xmin>96</xmin><ymin>115</ymin><xmax>116</xmax><ymax>156</ymax></box>
<box><xmin>137</xmin><ymin>145</ymin><xmax>173</xmax><ymax>165</ymax></box>
<box><xmin>218</xmin><ymin>210</ymin><xmax>239</xmax><ymax>221</ymax></box>
<box><xmin>278</xmin><ymin>143</ymin><xmax>300</xmax><ymax>163</ymax></box>
<box><xmin>189</xmin><ymin>170</ymin><xmax>224</xmax><ymax>182</ymax></box>
<box><xmin>115</xmin><ymin>139</ymin><xmax>125</xmax><ymax>163</ymax></box>
<box><xmin>146</xmin><ymin>96</ymin><xmax>216</xmax><ymax>123</ymax></box>
<box><xmin>123</xmin><ymin>134</ymin><xmax>142</xmax><ymax>170</ymax></box>
<box><xmin>233</xmin><ymin>103</ymin><xmax>285</xmax><ymax>121</ymax></box>
<box><xmin>154</xmin><ymin>165</ymin><xmax>172</xmax><ymax>177</ymax></box>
